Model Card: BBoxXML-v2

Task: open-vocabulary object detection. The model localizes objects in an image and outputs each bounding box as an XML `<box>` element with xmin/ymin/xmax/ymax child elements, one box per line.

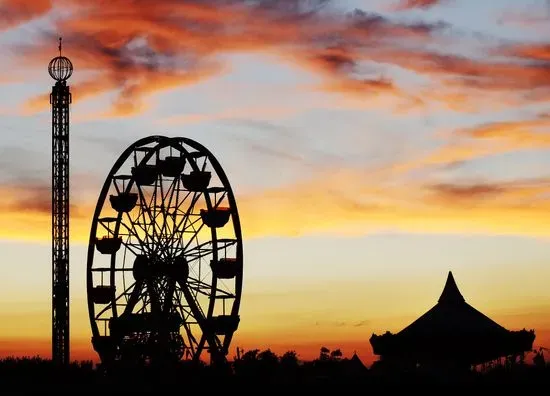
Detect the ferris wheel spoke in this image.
<box><xmin>145</xmin><ymin>278</ymin><xmax>163</xmax><ymax>315</ymax></box>
<box><xmin>181</xmin><ymin>191</ymin><xmax>226</xmax><ymax>254</ymax></box>
<box><xmin>93</xmin><ymin>280</ymin><xmax>139</xmax><ymax>320</ymax></box>
<box><xmin>183</xmin><ymin>239</ymin><xmax>236</xmax><ymax>267</ymax></box>
<box><xmin>186</xmin><ymin>277</ymin><xmax>235</xmax><ymax>299</ymax></box>
<box><xmin>168</xmin><ymin>190</ymin><xmax>203</xmax><ymax>256</ymax></box>
<box><xmin>162</xmin><ymin>278</ymin><xmax>177</xmax><ymax>314</ymax></box>
<box><xmin>172</xmin><ymin>292</ymin><xmax>200</xmax><ymax>356</ymax></box>
<box><xmin>117</xmin><ymin>236</ymin><xmax>147</xmax><ymax>258</ymax></box>
<box><xmin>154</xmin><ymin>178</ymin><xmax>186</xmax><ymax>259</ymax></box>
<box><xmin>182</xmin><ymin>221</ymin><xmax>208</xmax><ymax>253</ymax></box>
<box><xmin>160</xmin><ymin>174</ymin><xmax>179</xmax><ymax>211</ymax></box>
<box><xmin>196</xmin><ymin>336</ymin><xmax>207</xmax><ymax>360</ymax></box>
<box><xmin>173</xmin><ymin>289</ymin><xmax>195</xmax><ymax>321</ymax></box>
<box><xmin>145</xmin><ymin>178</ymin><xmax>189</xmax><ymax>259</ymax></box>
<box><xmin>158</xmin><ymin>277</ymin><xmax>173</xmax><ymax>310</ymax></box>
<box><xmin>153</xmin><ymin>179</ymin><xmax>179</xmax><ymax>247</ymax></box>
<box><xmin>122</xmin><ymin>279</ymin><xmax>145</xmax><ymax>316</ymax></box>
<box><xmin>152</xmin><ymin>192</ymin><xmax>201</xmax><ymax>260</ymax></box>
<box><xmin>199</xmin><ymin>331</ymin><xmax>224</xmax><ymax>359</ymax></box>
<box><xmin>184</xmin><ymin>251</ymin><xmax>214</xmax><ymax>264</ymax></box>
<box><xmin>172</xmin><ymin>289</ymin><xmax>197</xmax><ymax>324</ymax></box>
<box><xmin>137</xmin><ymin>293</ymin><xmax>151</xmax><ymax>314</ymax></box>
<box><xmin>149</xmin><ymin>181</ymin><xmax>166</xmax><ymax>248</ymax></box>
<box><xmin>185</xmin><ymin>238</ymin><xmax>237</xmax><ymax>255</ymax></box>
<box><xmin>176</xmin><ymin>280</ymin><xmax>208</xmax><ymax>324</ymax></box>
<box><xmin>181</xmin><ymin>321</ymin><xmax>198</xmax><ymax>356</ymax></box>
<box><xmin>178</xmin><ymin>191</ymin><xmax>201</xmax><ymax>232</ymax></box>
<box><xmin>212</xmin><ymin>191</ymin><xmax>227</xmax><ymax>208</ymax></box>
<box><xmin>117</xmin><ymin>221</ymin><xmax>151</xmax><ymax>256</ymax></box>
<box><xmin>167</xmin><ymin>188</ymin><xmax>197</xmax><ymax>256</ymax></box>
<box><xmin>135</xmin><ymin>183</ymin><xmax>159</xmax><ymax>249</ymax></box>
<box><xmin>175</xmin><ymin>280</ymin><xmax>218</xmax><ymax>360</ymax></box>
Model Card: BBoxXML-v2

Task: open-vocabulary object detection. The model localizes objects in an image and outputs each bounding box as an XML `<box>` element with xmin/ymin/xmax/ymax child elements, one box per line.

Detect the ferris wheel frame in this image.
<box><xmin>86</xmin><ymin>135</ymin><xmax>243</xmax><ymax>366</ymax></box>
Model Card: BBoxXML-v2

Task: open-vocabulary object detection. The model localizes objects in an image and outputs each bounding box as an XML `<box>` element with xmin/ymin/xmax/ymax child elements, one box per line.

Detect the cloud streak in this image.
<box><xmin>3</xmin><ymin>0</ymin><xmax>507</xmax><ymax>115</ymax></box>
<box><xmin>3</xmin><ymin>164</ymin><xmax>550</xmax><ymax>243</ymax></box>
<box><xmin>237</xmin><ymin>172</ymin><xmax>550</xmax><ymax>239</ymax></box>
<box><xmin>393</xmin><ymin>0</ymin><xmax>446</xmax><ymax>11</ymax></box>
<box><xmin>13</xmin><ymin>0</ymin><xmax>548</xmax><ymax>114</ymax></box>
<box><xmin>0</xmin><ymin>0</ymin><xmax>52</xmax><ymax>31</ymax></box>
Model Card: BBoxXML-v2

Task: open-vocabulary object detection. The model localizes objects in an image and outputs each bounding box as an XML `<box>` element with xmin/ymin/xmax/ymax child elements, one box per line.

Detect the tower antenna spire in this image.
<box><xmin>58</xmin><ymin>37</ymin><xmax>62</xmax><ymax>56</ymax></box>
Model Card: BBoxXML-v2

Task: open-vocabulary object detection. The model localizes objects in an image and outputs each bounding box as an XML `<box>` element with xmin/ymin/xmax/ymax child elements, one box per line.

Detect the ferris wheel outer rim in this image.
<box><xmin>85</xmin><ymin>135</ymin><xmax>243</xmax><ymax>362</ymax></box>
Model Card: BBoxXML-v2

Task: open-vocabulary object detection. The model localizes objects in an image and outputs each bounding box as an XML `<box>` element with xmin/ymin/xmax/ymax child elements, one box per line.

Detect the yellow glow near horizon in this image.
<box><xmin>3</xmin><ymin>183</ymin><xmax>550</xmax><ymax>244</ymax></box>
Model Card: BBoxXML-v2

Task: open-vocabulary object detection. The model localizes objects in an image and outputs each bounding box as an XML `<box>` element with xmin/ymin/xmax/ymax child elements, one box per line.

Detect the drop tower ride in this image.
<box><xmin>48</xmin><ymin>38</ymin><xmax>73</xmax><ymax>365</ymax></box>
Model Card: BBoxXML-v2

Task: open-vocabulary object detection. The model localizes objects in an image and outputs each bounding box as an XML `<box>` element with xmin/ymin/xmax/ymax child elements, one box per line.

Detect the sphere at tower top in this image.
<box><xmin>48</xmin><ymin>56</ymin><xmax>73</xmax><ymax>82</ymax></box>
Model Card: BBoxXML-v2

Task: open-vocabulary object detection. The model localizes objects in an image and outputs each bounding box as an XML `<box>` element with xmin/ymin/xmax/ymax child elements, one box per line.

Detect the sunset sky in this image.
<box><xmin>1</xmin><ymin>0</ymin><xmax>550</xmax><ymax>364</ymax></box>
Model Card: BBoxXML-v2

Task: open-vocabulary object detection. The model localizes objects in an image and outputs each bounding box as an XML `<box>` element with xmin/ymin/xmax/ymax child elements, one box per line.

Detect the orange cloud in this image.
<box><xmin>0</xmin><ymin>0</ymin><xmax>52</xmax><ymax>31</ymax></box>
<box><xmin>502</xmin><ymin>43</ymin><xmax>550</xmax><ymax>62</ymax></box>
<box><xmin>23</xmin><ymin>78</ymin><xmax>114</xmax><ymax>114</ymax></box>
<box><xmin>365</xmin><ymin>46</ymin><xmax>550</xmax><ymax>95</ymax></box>
<box><xmin>7</xmin><ymin>0</ymin><xmax>457</xmax><ymax>115</ymax></box>
<box><xmin>292</xmin><ymin>44</ymin><xmax>405</xmax><ymax>99</ymax></box>
<box><xmin>390</xmin><ymin>114</ymin><xmax>550</xmax><ymax>177</ymax></box>
<box><xmin>23</xmin><ymin>55</ymin><xmax>224</xmax><ymax>116</ymax></box>
<box><xmin>393</xmin><ymin>0</ymin><xmax>445</xmax><ymax>11</ymax></box>
<box><xmin>4</xmin><ymin>0</ymin><xmax>550</xmax><ymax>115</ymax></box>
<box><xmin>426</xmin><ymin>178</ymin><xmax>550</xmax><ymax>207</ymax></box>
<box><xmin>456</xmin><ymin>115</ymin><xmax>550</xmax><ymax>142</ymax></box>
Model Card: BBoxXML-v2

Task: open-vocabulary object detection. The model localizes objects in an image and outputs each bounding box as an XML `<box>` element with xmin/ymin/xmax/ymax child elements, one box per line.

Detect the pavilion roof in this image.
<box><xmin>397</xmin><ymin>271</ymin><xmax>508</xmax><ymax>338</ymax></box>
<box><xmin>369</xmin><ymin>271</ymin><xmax>536</xmax><ymax>365</ymax></box>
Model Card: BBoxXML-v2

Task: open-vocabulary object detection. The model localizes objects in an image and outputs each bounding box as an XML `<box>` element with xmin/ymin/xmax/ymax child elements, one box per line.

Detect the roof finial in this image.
<box><xmin>438</xmin><ymin>271</ymin><xmax>465</xmax><ymax>304</ymax></box>
<box><xmin>58</xmin><ymin>37</ymin><xmax>62</xmax><ymax>56</ymax></box>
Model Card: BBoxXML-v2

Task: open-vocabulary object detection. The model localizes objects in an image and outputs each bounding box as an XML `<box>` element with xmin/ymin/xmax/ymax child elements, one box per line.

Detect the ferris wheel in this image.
<box><xmin>86</xmin><ymin>136</ymin><xmax>243</xmax><ymax>365</ymax></box>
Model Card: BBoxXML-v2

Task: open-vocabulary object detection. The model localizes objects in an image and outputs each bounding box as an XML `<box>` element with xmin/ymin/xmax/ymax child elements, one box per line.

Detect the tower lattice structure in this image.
<box><xmin>49</xmin><ymin>38</ymin><xmax>73</xmax><ymax>365</ymax></box>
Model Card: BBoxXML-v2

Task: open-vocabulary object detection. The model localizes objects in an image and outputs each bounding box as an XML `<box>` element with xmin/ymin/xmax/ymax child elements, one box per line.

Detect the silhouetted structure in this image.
<box><xmin>49</xmin><ymin>37</ymin><xmax>73</xmax><ymax>366</ymax></box>
<box><xmin>347</xmin><ymin>352</ymin><xmax>368</xmax><ymax>373</ymax></box>
<box><xmin>87</xmin><ymin>136</ymin><xmax>242</xmax><ymax>368</ymax></box>
<box><xmin>370</xmin><ymin>272</ymin><xmax>535</xmax><ymax>369</ymax></box>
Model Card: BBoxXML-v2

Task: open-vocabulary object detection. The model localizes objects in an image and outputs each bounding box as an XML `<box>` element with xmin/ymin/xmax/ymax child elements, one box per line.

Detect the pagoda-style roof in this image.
<box><xmin>370</xmin><ymin>272</ymin><xmax>535</xmax><ymax>366</ymax></box>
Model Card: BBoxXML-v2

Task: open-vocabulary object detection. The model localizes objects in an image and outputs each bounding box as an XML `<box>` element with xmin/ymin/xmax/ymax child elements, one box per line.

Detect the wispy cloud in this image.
<box><xmin>7</xmin><ymin>0</ymin><xmax>547</xmax><ymax>116</ymax></box>
<box><xmin>393</xmin><ymin>0</ymin><xmax>447</xmax><ymax>11</ymax></box>
<box><xmin>500</xmin><ymin>43</ymin><xmax>550</xmax><ymax>62</ymax></box>
<box><xmin>0</xmin><ymin>0</ymin><xmax>481</xmax><ymax>115</ymax></box>
<box><xmin>0</xmin><ymin>0</ymin><xmax>52</xmax><ymax>31</ymax></box>
<box><xmin>157</xmin><ymin>105</ymin><xmax>299</xmax><ymax>126</ymax></box>
<box><xmin>498</xmin><ymin>2</ymin><xmax>550</xmax><ymax>29</ymax></box>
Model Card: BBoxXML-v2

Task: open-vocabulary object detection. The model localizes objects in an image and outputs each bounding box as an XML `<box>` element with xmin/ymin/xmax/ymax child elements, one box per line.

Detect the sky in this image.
<box><xmin>1</xmin><ymin>0</ymin><xmax>550</xmax><ymax>365</ymax></box>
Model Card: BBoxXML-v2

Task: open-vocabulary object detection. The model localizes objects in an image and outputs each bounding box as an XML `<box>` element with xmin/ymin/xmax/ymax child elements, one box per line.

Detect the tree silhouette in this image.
<box><xmin>241</xmin><ymin>349</ymin><xmax>260</xmax><ymax>363</ymax></box>
<box><xmin>281</xmin><ymin>350</ymin><xmax>299</xmax><ymax>368</ymax></box>
<box><xmin>258</xmin><ymin>349</ymin><xmax>279</xmax><ymax>374</ymax></box>
<box><xmin>319</xmin><ymin>346</ymin><xmax>330</xmax><ymax>361</ymax></box>
<box><xmin>330</xmin><ymin>349</ymin><xmax>342</xmax><ymax>361</ymax></box>
<box><xmin>1</xmin><ymin>351</ymin><xmax>550</xmax><ymax>389</ymax></box>
<box><xmin>258</xmin><ymin>349</ymin><xmax>278</xmax><ymax>365</ymax></box>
